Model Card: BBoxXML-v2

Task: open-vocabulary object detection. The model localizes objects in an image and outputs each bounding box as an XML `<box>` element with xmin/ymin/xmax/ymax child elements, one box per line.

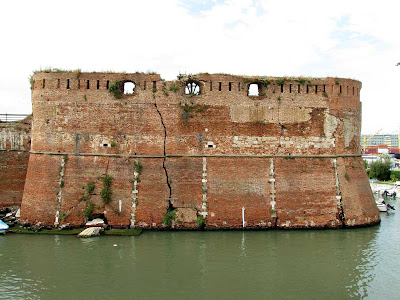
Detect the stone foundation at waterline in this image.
<box><xmin>20</xmin><ymin>71</ymin><xmax>380</xmax><ymax>228</ymax></box>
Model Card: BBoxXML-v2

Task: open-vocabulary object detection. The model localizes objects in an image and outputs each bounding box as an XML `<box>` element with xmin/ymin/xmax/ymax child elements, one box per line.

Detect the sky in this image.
<box><xmin>0</xmin><ymin>0</ymin><xmax>399</xmax><ymax>134</ymax></box>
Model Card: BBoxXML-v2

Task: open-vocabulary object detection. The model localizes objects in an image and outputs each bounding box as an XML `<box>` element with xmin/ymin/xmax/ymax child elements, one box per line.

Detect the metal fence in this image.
<box><xmin>0</xmin><ymin>114</ymin><xmax>30</xmax><ymax>122</ymax></box>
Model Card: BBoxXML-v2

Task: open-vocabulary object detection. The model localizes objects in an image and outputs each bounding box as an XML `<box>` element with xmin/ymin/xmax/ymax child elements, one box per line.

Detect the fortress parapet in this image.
<box><xmin>21</xmin><ymin>71</ymin><xmax>379</xmax><ymax>229</ymax></box>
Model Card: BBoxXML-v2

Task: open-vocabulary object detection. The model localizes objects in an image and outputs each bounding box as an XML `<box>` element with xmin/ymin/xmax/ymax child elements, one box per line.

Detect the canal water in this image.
<box><xmin>1</xmin><ymin>199</ymin><xmax>400</xmax><ymax>300</ymax></box>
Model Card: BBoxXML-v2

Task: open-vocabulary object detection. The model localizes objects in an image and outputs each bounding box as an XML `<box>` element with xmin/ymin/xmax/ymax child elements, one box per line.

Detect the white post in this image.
<box><xmin>242</xmin><ymin>206</ymin><xmax>245</xmax><ymax>227</ymax></box>
<box><xmin>119</xmin><ymin>200</ymin><xmax>122</xmax><ymax>213</ymax></box>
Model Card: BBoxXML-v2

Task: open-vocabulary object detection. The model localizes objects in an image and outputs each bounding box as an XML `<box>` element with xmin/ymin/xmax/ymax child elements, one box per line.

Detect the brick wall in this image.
<box><xmin>0</xmin><ymin>116</ymin><xmax>31</xmax><ymax>208</ymax></box>
<box><xmin>19</xmin><ymin>72</ymin><xmax>379</xmax><ymax>228</ymax></box>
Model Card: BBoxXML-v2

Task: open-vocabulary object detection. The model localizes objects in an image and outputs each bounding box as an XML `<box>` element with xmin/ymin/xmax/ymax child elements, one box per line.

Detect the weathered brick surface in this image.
<box><xmin>274</xmin><ymin>158</ymin><xmax>338</xmax><ymax>228</ymax></box>
<box><xmin>0</xmin><ymin>117</ymin><xmax>31</xmax><ymax>208</ymax></box>
<box><xmin>207</xmin><ymin>158</ymin><xmax>272</xmax><ymax>228</ymax></box>
<box><xmin>337</xmin><ymin>157</ymin><xmax>380</xmax><ymax>226</ymax></box>
<box><xmin>19</xmin><ymin>72</ymin><xmax>379</xmax><ymax>228</ymax></box>
<box><xmin>20</xmin><ymin>154</ymin><xmax>59</xmax><ymax>223</ymax></box>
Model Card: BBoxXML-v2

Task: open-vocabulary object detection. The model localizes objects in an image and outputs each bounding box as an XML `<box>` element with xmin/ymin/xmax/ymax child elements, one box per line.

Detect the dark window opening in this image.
<box><xmin>185</xmin><ymin>81</ymin><xmax>200</xmax><ymax>95</ymax></box>
<box><xmin>57</xmin><ymin>79</ymin><xmax>60</xmax><ymax>89</ymax></box>
<box><xmin>238</xmin><ymin>82</ymin><xmax>241</xmax><ymax>91</ymax></box>
<box><xmin>124</xmin><ymin>81</ymin><xmax>136</xmax><ymax>94</ymax></box>
<box><xmin>87</xmin><ymin>80</ymin><xmax>90</xmax><ymax>89</ymax></box>
<box><xmin>42</xmin><ymin>79</ymin><xmax>45</xmax><ymax>88</ymax></box>
<box><xmin>340</xmin><ymin>85</ymin><xmax>342</xmax><ymax>94</ymax></box>
<box><xmin>144</xmin><ymin>81</ymin><xmax>146</xmax><ymax>90</ymax></box>
<box><xmin>298</xmin><ymin>84</ymin><xmax>300</xmax><ymax>93</ymax></box>
<box><xmin>208</xmin><ymin>144</ymin><xmax>213</xmax><ymax>148</ymax></box>
<box><xmin>315</xmin><ymin>85</ymin><xmax>317</xmax><ymax>93</ymax></box>
<box><xmin>229</xmin><ymin>82</ymin><xmax>232</xmax><ymax>91</ymax></box>
<box><xmin>78</xmin><ymin>79</ymin><xmax>80</xmax><ymax>89</ymax></box>
<box><xmin>153</xmin><ymin>81</ymin><xmax>156</xmax><ymax>90</ymax></box>
<box><xmin>210</xmin><ymin>81</ymin><xmax>212</xmax><ymax>91</ymax></box>
<box><xmin>306</xmin><ymin>85</ymin><xmax>309</xmax><ymax>93</ymax></box>
<box><xmin>103</xmin><ymin>143</ymin><xmax>109</xmax><ymax>147</ymax></box>
<box><xmin>323</xmin><ymin>84</ymin><xmax>326</xmax><ymax>92</ymax></box>
<box><xmin>280</xmin><ymin>84</ymin><xmax>284</xmax><ymax>93</ymax></box>
<box><xmin>106</xmin><ymin>80</ymin><xmax>109</xmax><ymax>89</ymax></box>
<box><xmin>289</xmin><ymin>84</ymin><xmax>292</xmax><ymax>93</ymax></box>
<box><xmin>67</xmin><ymin>79</ymin><xmax>70</xmax><ymax>89</ymax></box>
<box><xmin>248</xmin><ymin>83</ymin><xmax>259</xmax><ymax>96</ymax></box>
<box><xmin>219</xmin><ymin>82</ymin><xmax>222</xmax><ymax>91</ymax></box>
<box><xmin>97</xmin><ymin>80</ymin><xmax>100</xmax><ymax>90</ymax></box>
<box><xmin>353</xmin><ymin>87</ymin><xmax>355</xmax><ymax>95</ymax></box>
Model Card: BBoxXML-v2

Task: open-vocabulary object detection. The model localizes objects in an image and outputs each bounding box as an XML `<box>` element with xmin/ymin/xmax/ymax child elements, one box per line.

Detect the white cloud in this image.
<box><xmin>0</xmin><ymin>0</ymin><xmax>399</xmax><ymax>133</ymax></box>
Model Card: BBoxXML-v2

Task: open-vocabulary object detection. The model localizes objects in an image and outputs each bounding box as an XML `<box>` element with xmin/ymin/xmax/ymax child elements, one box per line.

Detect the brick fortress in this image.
<box><xmin>18</xmin><ymin>71</ymin><xmax>379</xmax><ymax>228</ymax></box>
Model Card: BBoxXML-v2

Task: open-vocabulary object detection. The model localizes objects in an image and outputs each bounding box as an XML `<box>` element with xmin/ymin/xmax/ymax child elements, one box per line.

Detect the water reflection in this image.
<box><xmin>3</xmin><ymin>207</ymin><xmax>400</xmax><ymax>299</ymax></box>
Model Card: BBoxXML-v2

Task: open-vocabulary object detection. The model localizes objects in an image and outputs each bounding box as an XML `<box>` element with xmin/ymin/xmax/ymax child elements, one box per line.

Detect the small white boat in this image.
<box><xmin>376</xmin><ymin>198</ymin><xmax>395</xmax><ymax>212</ymax></box>
<box><xmin>0</xmin><ymin>220</ymin><xmax>9</xmax><ymax>234</ymax></box>
<box><xmin>85</xmin><ymin>218</ymin><xmax>105</xmax><ymax>227</ymax></box>
<box><xmin>376</xmin><ymin>202</ymin><xmax>388</xmax><ymax>212</ymax></box>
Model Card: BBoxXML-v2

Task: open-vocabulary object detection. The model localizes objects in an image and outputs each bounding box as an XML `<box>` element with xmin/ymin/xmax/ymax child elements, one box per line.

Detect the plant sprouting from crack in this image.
<box><xmin>101</xmin><ymin>174</ymin><xmax>113</xmax><ymax>204</ymax></box>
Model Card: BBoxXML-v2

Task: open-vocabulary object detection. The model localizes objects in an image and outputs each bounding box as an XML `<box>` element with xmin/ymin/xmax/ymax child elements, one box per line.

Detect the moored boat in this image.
<box><xmin>0</xmin><ymin>220</ymin><xmax>9</xmax><ymax>234</ymax></box>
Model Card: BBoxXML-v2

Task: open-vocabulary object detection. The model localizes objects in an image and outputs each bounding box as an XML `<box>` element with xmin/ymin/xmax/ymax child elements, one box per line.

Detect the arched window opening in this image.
<box><xmin>124</xmin><ymin>81</ymin><xmax>135</xmax><ymax>94</ymax></box>
<box><xmin>185</xmin><ymin>81</ymin><xmax>200</xmax><ymax>95</ymax></box>
<box><xmin>248</xmin><ymin>83</ymin><xmax>259</xmax><ymax>96</ymax></box>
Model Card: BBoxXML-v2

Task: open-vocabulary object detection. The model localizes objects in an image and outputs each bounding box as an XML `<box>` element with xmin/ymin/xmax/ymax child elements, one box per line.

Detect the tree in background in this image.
<box><xmin>369</xmin><ymin>156</ymin><xmax>391</xmax><ymax>181</ymax></box>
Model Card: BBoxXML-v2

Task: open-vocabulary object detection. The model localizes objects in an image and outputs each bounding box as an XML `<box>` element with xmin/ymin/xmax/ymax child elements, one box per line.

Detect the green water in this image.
<box><xmin>1</xmin><ymin>200</ymin><xmax>400</xmax><ymax>300</ymax></box>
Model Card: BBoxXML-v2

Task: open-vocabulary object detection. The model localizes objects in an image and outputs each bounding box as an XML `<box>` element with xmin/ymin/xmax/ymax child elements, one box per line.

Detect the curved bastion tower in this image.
<box><xmin>21</xmin><ymin>71</ymin><xmax>380</xmax><ymax>229</ymax></box>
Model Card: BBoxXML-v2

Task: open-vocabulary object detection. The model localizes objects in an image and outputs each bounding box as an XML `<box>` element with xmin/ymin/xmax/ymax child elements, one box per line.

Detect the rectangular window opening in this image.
<box><xmin>153</xmin><ymin>81</ymin><xmax>156</xmax><ymax>90</ymax></box>
<box><xmin>78</xmin><ymin>79</ymin><xmax>80</xmax><ymax>89</ymax></box>
<box><xmin>238</xmin><ymin>82</ymin><xmax>240</xmax><ymax>91</ymax></box>
<box><xmin>289</xmin><ymin>84</ymin><xmax>292</xmax><ymax>93</ymax></box>
<box><xmin>144</xmin><ymin>81</ymin><xmax>146</xmax><ymax>90</ymax></box>
<box><xmin>229</xmin><ymin>82</ymin><xmax>232</xmax><ymax>91</ymax></box>
<box><xmin>106</xmin><ymin>80</ymin><xmax>109</xmax><ymax>89</ymax></box>
<box><xmin>306</xmin><ymin>85</ymin><xmax>309</xmax><ymax>93</ymax></box>
<box><xmin>340</xmin><ymin>85</ymin><xmax>342</xmax><ymax>94</ymax></box>
<box><xmin>87</xmin><ymin>80</ymin><xmax>90</xmax><ymax>89</ymax></box>
<box><xmin>298</xmin><ymin>84</ymin><xmax>300</xmax><ymax>93</ymax></box>
<box><xmin>219</xmin><ymin>82</ymin><xmax>222</xmax><ymax>91</ymax></box>
<box><xmin>57</xmin><ymin>79</ymin><xmax>60</xmax><ymax>89</ymax></box>
<box><xmin>315</xmin><ymin>85</ymin><xmax>317</xmax><ymax>93</ymax></box>
<box><xmin>210</xmin><ymin>81</ymin><xmax>212</xmax><ymax>91</ymax></box>
<box><xmin>323</xmin><ymin>84</ymin><xmax>326</xmax><ymax>92</ymax></box>
<box><xmin>97</xmin><ymin>80</ymin><xmax>100</xmax><ymax>90</ymax></box>
<box><xmin>42</xmin><ymin>79</ymin><xmax>45</xmax><ymax>89</ymax></box>
<box><xmin>353</xmin><ymin>87</ymin><xmax>355</xmax><ymax>95</ymax></box>
<box><xmin>280</xmin><ymin>84</ymin><xmax>284</xmax><ymax>93</ymax></box>
<box><xmin>67</xmin><ymin>79</ymin><xmax>70</xmax><ymax>89</ymax></box>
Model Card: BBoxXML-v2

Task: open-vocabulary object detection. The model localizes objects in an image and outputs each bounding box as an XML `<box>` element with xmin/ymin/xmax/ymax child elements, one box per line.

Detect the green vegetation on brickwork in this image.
<box><xmin>134</xmin><ymin>161</ymin><xmax>143</xmax><ymax>175</ymax></box>
<box><xmin>86</xmin><ymin>182</ymin><xmax>95</xmax><ymax>194</ymax></box>
<box><xmin>101</xmin><ymin>174</ymin><xmax>113</xmax><ymax>204</ymax></box>
<box><xmin>59</xmin><ymin>212</ymin><xmax>68</xmax><ymax>222</ymax></box>
<box><xmin>108</xmin><ymin>80</ymin><xmax>121</xmax><ymax>99</ymax></box>
<box><xmin>162</xmin><ymin>209</ymin><xmax>176</xmax><ymax>226</ymax></box>
<box><xmin>169</xmin><ymin>84</ymin><xmax>179</xmax><ymax>92</ymax></box>
<box><xmin>83</xmin><ymin>202</ymin><xmax>95</xmax><ymax>218</ymax></box>
<box><xmin>196</xmin><ymin>215</ymin><xmax>205</xmax><ymax>228</ymax></box>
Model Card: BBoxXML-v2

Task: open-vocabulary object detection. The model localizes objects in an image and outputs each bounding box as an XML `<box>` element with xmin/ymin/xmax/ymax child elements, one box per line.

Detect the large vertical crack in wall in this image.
<box><xmin>154</xmin><ymin>103</ymin><xmax>173</xmax><ymax>209</ymax></box>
